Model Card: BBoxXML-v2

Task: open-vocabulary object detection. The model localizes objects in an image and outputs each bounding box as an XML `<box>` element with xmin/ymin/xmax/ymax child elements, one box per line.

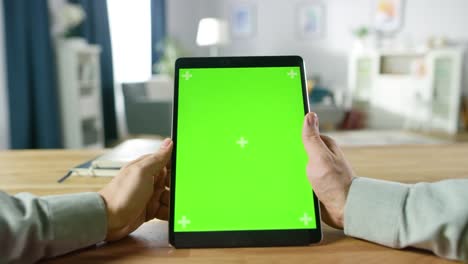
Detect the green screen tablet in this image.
<box><xmin>170</xmin><ymin>56</ymin><xmax>322</xmax><ymax>248</ymax></box>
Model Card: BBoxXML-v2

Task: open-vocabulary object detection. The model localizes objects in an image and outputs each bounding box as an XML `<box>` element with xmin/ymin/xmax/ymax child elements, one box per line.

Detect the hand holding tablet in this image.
<box><xmin>170</xmin><ymin>56</ymin><xmax>322</xmax><ymax>248</ymax></box>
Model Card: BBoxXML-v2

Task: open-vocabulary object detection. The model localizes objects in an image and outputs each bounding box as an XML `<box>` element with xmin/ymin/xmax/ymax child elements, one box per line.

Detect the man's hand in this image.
<box><xmin>302</xmin><ymin>113</ymin><xmax>355</xmax><ymax>229</ymax></box>
<box><xmin>98</xmin><ymin>138</ymin><xmax>173</xmax><ymax>241</ymax></box>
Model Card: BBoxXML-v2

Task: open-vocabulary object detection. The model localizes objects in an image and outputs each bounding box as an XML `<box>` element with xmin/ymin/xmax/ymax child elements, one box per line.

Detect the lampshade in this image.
<box><xmin>196</xmin><ymin>18</ymin><xmax>229</xmax><ymax>46</ymax></box>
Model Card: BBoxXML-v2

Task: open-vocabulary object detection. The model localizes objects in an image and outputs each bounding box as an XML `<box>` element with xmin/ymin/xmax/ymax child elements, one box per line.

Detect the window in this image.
<box><xmin>107</xmin><ymin>0</ymin><xmax>152</xmax><ymax>83</ymax></box>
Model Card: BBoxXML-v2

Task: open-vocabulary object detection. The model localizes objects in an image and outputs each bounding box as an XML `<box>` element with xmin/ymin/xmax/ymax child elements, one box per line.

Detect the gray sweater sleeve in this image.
<box><xmin>0</xmin><ymin>191</ymin><xmax>107</xmax><ymax>264</ymax></box>
<box><xmin>344</xmin><ymin>177</ymin><xmax>468</xmax><ymax>261</ymax></box>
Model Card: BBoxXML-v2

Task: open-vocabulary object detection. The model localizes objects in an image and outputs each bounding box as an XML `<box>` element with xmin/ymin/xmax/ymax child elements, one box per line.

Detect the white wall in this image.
<box><xmin>0</xmin><ymin>0</ymin><xmax>10</xmax><ymax>150</ymax></box>
<box><xmin>167</xmin><ymin>0</ymin><xmax>468</xmax><ymax>93</ymax></box>
<box><xmin>218</xmin><ymin>0</ymin><xmax>372</xmax><ymax>90</ymax></box>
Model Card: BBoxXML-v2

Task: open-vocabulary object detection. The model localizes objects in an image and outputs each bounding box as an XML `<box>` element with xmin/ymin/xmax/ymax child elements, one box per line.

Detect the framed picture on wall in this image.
<box><xmin>230</xmin><ymin>4</ymin><xmax>256</xmax><ymax>38</ymax></box>
<box><xmin>374</xmin><ymin>0</ymin><xmax>405</xmax><ymax>34</ymax></box>
<box><xmin>296</xmin><ymin>2</ymin><xmax>325</xmax><ymax>39</ymax></box>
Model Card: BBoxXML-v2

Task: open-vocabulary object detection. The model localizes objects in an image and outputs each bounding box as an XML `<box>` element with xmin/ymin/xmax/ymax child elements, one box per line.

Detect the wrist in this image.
<box><xmin>98</xmin><ymin>191</ymin><xmax>118</xmax><ymax>241</ymax></box>
<box><xmin>339</xmin><ymin>176</ymin><xmax>355</xmax><ymax>229</ymax></box>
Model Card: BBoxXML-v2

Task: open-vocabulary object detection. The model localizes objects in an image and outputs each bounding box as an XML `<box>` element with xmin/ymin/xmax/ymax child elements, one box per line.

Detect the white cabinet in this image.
<box><xmin>348</xmin><ymin>49</ymin><xmax>379</xmax><ymax>102</ymax></box>
<box><xmin>427</xmin><ymin>50</ymin><xmax>464</xmax><ymax>134</ymax></box>
<box><xmin>348</xmin><ymin>48</ymin><xmax>464</xmax><ymax>134</ymax></box>
<box><xmin>56</xmin><ymin>38</ymin><xmax>104</xmax><ymax>148</ymax></box>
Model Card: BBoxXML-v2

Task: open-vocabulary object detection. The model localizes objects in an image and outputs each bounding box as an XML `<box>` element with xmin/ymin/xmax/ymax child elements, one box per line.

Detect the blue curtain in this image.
<box><xmin>151</xmin><ymin>0</ymin><xmax>166</xmax><ymax>70</ymax></box>
<box><xmin>3</xmin><ymin>0</ymin><xmax>62</xmax><ymax>149</ymax></box>
<box><xmin>69</xmin><ymin>0</ymin><xmax>117</xmax><ymax>145</ymax></box>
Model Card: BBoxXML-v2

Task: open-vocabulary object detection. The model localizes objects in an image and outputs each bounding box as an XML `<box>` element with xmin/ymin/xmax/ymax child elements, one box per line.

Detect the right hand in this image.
<box><xmin>301</xmin><ymin>112</ymin><xmax>355</xmax><ymax>229</ymax></box>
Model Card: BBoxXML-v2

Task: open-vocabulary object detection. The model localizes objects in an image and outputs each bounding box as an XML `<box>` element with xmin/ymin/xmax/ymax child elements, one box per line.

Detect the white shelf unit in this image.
<box><xmin>348</xmin><ymin>47</ymin><xmax>464</xmax><ymax>134</ymax></box>
<box><xmin>56</xmin><ymin>38</ymin><xmax>104</xmax><ymax>149</ymax></box>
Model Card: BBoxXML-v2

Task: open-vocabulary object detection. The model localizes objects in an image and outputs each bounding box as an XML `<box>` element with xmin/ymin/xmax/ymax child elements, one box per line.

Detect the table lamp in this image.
<box><xmin>196</xmin><ymin>18</ymin><xmax>229</xmax><ymax>57</ymax></box>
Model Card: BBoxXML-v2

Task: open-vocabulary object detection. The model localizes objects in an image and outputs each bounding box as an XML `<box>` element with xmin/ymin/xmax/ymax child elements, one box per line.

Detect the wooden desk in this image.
<box><xmin>1</xmin><ymin>144</ymin><xmax>468</xmax><ymax>263</ymax></box>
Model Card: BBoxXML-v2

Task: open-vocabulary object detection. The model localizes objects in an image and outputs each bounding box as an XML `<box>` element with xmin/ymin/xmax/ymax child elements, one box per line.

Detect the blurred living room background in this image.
<box><xmin>0</xmin><ymin>0</ymin><xmax>467</xmax><ymax>150</ymax></box>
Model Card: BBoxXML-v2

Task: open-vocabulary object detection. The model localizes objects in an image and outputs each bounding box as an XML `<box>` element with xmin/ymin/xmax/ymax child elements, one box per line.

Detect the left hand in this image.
<box><xmin>98</xmin><ymin>138</ymin><xmax>173</xmax><ymax>241</ymax></box>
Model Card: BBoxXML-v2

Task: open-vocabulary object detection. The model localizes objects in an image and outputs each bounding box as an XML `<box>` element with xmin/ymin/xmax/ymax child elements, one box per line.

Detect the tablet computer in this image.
<box><xmin>170</xmin><ymin>56</ymin><xmax>322</xmax><ymax>248</ymax></box>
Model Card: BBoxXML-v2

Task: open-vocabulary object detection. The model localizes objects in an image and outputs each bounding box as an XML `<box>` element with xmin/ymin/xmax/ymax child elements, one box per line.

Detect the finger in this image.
<box><xmin>154</xmin><ymin>169</ymin><xmax>165</xmax><ymax>188</ymax></box>
<box><xmin>158</xmin><ymin>167</ymin><xmax>168</xmax><ymax>178</ymax></box>
<box><xmin>165</xmin><ymin>172</ymin><xmax>171</xmax><ymax>188</ymax></box>
<box><xmin>165</xmin><ymin>158</ymin><xmax>172</xmax><ymax>188</ymax></box>
<box><xmin>145</xmin><ymin>197</ymin><xmax>159</xmax><ymax>221</ymax></box>
<box><xmin>153</xmin><ymin>178</ymin><xmax>166</xmax><ymax>199</ymax></box>
<box><xmin>160</xmin><ymin>189</ymin><xmax>170</xmax><ymax>206</ymax></box>
<box><xmin>155</xmin><ymin>204</ymin><xmax>169</xmax><ymax>221</ymax></box>
<box><xmin>136</xmin><ymin>138</ymin><xmax>173</xmax><ymax>176</ymax></box>
<box><xmin>146</xmin><ymin>187</ymin><xmax>165</xmax><ymax>221</ymax></box>
<box><xmin>302</xmin><ymin>112</ymin><xmax>329</xmax><ymax>158</ymax></box>
<box><xmin>320</xmin><ymin>135</ymin><xmax>343</xmax><ymax>157</ymax></box>
<box><xmin>166</xmin><ymin>157</ymin><xmax>172</xmax><ymax>171</ymax></box>
<box><xmin>146</xmin><ymin>206</ymin><xmax>156</xmax><ymax>222</ymax></box>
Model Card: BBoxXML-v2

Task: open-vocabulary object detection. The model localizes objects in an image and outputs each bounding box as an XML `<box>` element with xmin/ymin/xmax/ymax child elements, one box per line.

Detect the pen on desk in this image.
<box><xmin>57</xmin><ymin>171</ymin><xmax>72</xmax><ymax>183</ymax></box>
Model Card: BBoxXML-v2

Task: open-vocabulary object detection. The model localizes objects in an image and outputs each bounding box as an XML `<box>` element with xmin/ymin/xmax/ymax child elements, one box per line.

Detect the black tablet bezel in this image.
<box><xmin>170</xmin><ymin>56</ymin><xmax>322</xmax><ymax>248</ymax></box>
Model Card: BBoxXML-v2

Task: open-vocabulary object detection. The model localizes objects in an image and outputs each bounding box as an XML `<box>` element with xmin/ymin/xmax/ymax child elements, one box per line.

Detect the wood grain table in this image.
<box><xmin>1</xmin><ymin>144</ymin><xmax>467</xmax><ymax>263</ymax></box>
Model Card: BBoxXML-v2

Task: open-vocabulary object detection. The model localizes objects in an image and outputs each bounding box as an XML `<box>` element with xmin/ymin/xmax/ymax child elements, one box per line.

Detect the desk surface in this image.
<box><xmin>1</xmin><ymin>144</ymin><xmax>468</xmax><ymax>263</ymax></box>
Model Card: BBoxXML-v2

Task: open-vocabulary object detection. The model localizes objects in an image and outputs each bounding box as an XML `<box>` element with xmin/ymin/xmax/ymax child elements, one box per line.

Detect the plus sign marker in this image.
<box><xmin>182</xmin><ymin>71</ymin><xmax>192</xmax><ymax>81</ymax></box>
<box><xmin>174</xmin><ymin>67</ymin><xmax>316</xmax><ymax>232</ymax></box>
<box><xmin>236</xmin><ymin>137</ymin><xmax>248</xmax><ymax>148</ymax></box>
<box><xmin>178</xmin><ymin>216</ymin><xmax>191</xmax><ymax>229</ymax></box>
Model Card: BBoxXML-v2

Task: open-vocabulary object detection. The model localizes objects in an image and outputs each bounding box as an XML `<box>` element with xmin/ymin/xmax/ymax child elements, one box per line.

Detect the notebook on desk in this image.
<box><xmin>58</xmin><ymin>138</ymin><xmax>163</xmax><ymax>182</ymax></box>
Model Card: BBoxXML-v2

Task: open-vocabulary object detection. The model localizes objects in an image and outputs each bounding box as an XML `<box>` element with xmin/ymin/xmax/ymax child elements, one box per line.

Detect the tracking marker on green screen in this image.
<box><xmin>174</xmin><ymin>66</ymin><xmax>316</xmax><ymax>232</ymax></box>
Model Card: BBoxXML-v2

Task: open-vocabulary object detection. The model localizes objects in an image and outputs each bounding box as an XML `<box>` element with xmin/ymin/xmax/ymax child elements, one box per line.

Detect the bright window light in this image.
<box><xmin>107</xmin><ymin>0</ymin><xmax>152</xmax><ymax>83</ymax></box>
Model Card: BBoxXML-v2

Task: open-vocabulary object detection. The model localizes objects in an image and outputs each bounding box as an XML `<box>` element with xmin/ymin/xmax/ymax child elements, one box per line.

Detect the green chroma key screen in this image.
<box><xmin>174</xmin><ymin>66</ymin><xmax>316</xmax><ymax>232</ymax></box>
